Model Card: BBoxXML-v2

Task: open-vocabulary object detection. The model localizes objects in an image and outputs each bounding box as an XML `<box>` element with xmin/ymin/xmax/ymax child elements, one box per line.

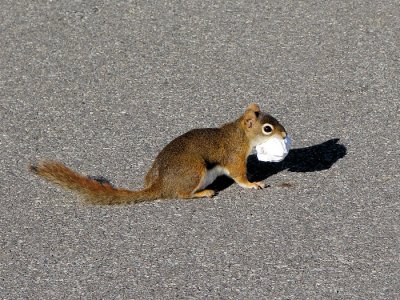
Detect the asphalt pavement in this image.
<box><xmin>1</xmin><ymin>1</ymin><xmax>399</xmax><ymax>299</ymax></box>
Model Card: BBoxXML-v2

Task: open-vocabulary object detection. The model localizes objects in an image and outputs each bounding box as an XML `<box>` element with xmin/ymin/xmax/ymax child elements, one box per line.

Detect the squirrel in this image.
<box><xmin>30</xmin><ymin>103</ymin><xmax>288</xmax><ymax>205</ymax></box>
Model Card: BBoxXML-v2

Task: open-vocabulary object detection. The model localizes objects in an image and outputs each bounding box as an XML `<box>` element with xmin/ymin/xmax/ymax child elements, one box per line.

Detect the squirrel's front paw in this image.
<box><xmin>245</xmin><ymin>181</ymin><xmax>265</xmax><ymax>189</ymax></box>
<box><xmin>252</xmin><ymin>181</ymin><xmax>265</xmax><ymax>189</ymax></box>
<box><xmin>235</xmin><ymin>177</ymin><xmax>266</xmax><ymax>189</ymax></box>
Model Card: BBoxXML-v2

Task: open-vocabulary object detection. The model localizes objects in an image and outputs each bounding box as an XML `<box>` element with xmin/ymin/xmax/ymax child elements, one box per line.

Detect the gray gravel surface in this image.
<box><xmin>1</xmin><ymin>1</ymin><xmax>399</xmax><ymax>299</ymax></box>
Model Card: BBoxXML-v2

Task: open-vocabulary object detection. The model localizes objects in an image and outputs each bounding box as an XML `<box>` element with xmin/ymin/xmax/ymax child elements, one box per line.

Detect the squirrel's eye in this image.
<box><xmin>263</xmin><ymin>124</ymin><xmax>273</xmax><ymax>135</ymax></box>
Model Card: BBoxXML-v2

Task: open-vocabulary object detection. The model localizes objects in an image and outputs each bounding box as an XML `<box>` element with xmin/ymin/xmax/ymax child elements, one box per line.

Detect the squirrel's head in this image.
<box><xmin>241</xmin><ymin>103</ymin><xmax>287</xmax><ymax>146</ymax></box>
<box><xmin>241</xmin><ymin>103</ymin><xmax>292</xmax><ymax>162</ymax></box>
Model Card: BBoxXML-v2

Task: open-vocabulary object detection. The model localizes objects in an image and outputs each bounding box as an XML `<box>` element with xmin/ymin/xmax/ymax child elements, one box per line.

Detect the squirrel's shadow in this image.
<box><xmin>208</xmin><ymin>138</ymin><xmax>347</xmax><ymax>192</ymax></box>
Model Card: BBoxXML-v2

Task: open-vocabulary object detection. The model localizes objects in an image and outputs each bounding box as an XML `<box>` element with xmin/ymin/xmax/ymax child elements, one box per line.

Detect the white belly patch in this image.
<box><xmin>197</xmin><ymin>166</ymin><xmax>229</xmax><ymax>191</ymax></box>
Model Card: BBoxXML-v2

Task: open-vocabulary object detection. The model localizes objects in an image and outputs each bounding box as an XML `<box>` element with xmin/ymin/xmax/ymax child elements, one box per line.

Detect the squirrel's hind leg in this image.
<box><xmin>168</xmin><ymin>161</ymin><xmax>215</xmax><ymax>199</ymax></box>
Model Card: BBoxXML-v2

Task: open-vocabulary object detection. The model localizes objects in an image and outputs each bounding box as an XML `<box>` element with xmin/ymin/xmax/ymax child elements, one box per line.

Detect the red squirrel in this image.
<box><xmin>30</xmin><ymin>103</ymin><xmax>288</xmax><ymax>205</ymax></box>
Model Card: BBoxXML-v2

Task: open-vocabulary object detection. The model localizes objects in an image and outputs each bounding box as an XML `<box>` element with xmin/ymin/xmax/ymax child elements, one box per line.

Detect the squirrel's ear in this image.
<box><xmin>243</xmin><ymin>110</ymin><xmax>257</xmax><ymax>129</ymax></box>
<box><xmin>246</xmin><ymin>103</ymin><xmax>261</xmax><ymax>113</ymax></box>
<box><xmin>243</xmin><ymin>103</ymin><xmax>260</xmax><ymax>128</ymax></box>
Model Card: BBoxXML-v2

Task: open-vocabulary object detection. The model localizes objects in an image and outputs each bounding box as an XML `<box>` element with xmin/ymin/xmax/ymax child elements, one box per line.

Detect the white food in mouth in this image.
<box><xmin>256</xmin><ymin>135</ymin><xmax>292</xmax><ymax>162</ymax></box>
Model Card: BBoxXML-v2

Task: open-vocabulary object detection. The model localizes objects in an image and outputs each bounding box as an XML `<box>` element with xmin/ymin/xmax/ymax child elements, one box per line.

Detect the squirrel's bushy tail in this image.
<box><xmin>30</xmin><ymin>161</ymin><xmax>160</xmax><ymax>205</ymax></box>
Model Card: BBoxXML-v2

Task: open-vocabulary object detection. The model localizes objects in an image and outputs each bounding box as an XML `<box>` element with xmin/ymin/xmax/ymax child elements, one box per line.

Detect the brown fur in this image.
<box><xmin>30</xmin><ymin>104</ymin><xmax>287</xmax><ymax>205</ymax></box>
